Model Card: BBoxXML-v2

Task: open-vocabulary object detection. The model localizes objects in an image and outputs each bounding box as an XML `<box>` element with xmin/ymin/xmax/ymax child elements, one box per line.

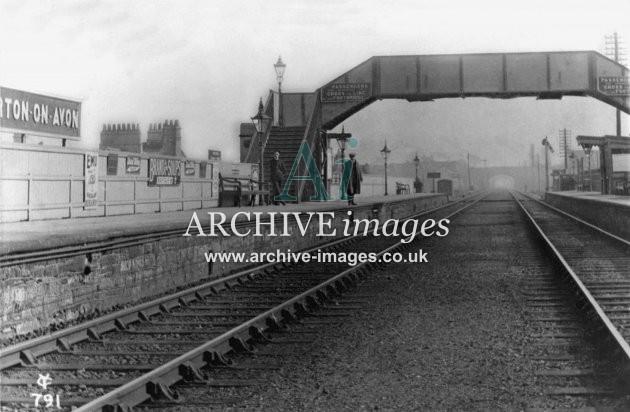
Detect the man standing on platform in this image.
<box><xmin>347</xmin><ymin>152</ymin><xmax>362</xmax><ymax>205</ymax></box>
<box><xmin>270</xmin><ymin>151</ymin><xmax>287</xmax><ymax>205</ymax></box>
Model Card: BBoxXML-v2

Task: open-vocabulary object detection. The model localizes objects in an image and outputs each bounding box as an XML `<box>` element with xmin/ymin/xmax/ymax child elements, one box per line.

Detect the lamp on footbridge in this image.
<box><xmin>274</xmin><ymin>56</ymin><xmax>286</xmax><ymax>127</ymax></box>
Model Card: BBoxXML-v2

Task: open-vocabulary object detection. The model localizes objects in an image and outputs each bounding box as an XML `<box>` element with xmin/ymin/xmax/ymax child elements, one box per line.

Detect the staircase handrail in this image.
<box><xmin>297</xmin><ymin>91</ymin><xmax>323</xmax><ymax>201</ymax></box>
<box><xmin>261</xmin><ymin>90</ymin><xmax>275</xmax><ymax>152</ymax></box>
<box><xmin>243</xmin><ymin>91</ymin><xmax>275</xmax><ymax>164</ymax></box>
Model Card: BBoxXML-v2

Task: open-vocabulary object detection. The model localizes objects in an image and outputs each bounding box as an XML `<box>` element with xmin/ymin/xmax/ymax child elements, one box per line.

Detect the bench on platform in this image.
<box><xmin>395</xmin><ymin>182</ymin><xmax>410</xmax><ymax>195</ymax></box>
<box><xmin>218</xmin><ymin>173</ymin><xmax>270</xmax><ymax>207</ymax></box>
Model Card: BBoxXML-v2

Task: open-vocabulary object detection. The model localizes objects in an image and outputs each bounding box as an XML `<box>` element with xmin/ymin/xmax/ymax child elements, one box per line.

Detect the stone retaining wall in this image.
<box><xmin>0</xmin><ymin>195</ymin><xmax>448</xmax><ymax>340</ymax></box>
<box><xmin>544</xmin><ymin>193</ymin><xmax>630</xmax><ymax>239</ymax></box>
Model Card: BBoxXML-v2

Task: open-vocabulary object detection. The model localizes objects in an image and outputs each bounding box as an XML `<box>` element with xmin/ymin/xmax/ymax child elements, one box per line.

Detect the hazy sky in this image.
<box><xmin>0</xmin><ymin>0</ymin><xmax>628</xmax><ymax>167</ymax></box>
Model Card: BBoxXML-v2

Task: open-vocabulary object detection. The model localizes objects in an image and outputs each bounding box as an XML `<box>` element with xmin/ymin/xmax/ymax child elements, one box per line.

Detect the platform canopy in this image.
<box><xmin>576</xmin><ymin>134</ymin><xmax>630</xmax><ymax>195</ymax></box>
<box><xmin>577</xmin><ymin>135</ymin><xmax>630</xmax><ymax>154</ymax></box>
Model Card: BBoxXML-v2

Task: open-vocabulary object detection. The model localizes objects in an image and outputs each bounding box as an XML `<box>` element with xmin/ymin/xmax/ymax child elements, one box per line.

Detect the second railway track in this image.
<box><xmin>513</xmin><ymin>191</ymin><xmax>630</xmax><ymax>409</ymax></box>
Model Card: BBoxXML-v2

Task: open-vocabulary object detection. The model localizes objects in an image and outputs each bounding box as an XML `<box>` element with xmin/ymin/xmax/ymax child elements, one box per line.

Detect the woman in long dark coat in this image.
<box><xmin>347</xmin><ymin>153</ymin><xmax>362</xmax><ymax>205</ymax></box>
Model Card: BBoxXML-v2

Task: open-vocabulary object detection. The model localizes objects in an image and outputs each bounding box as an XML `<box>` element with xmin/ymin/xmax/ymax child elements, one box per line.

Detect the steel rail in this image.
<box><xmin>1</xmin><ymin>194</ymin><xmax>481</xmax><ymax>369</ymax></box>
<box><xmin>0</xmin><ymin>235</ymin><xmax>354</xmax><ymax>370</ymax></box>
<box><xmin>520</xmin><ymin>192</ymin><xmax>630</xmax><ymax>246</ymax></box>
<box><xmin>71</xmin><ymin>195</ymin><xmax>488</xmax><ymax>411</ymax></box>
<box><xmin>511</xmin><ymin>191</ymin><xmax>630</xmax><ymax>364</ymax></box>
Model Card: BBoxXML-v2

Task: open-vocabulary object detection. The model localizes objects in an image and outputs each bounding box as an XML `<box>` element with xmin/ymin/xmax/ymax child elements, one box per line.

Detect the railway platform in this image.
<box><xmin>0</xmin><ymin>192</ymin><xmax>450</xmax><ymax>339</ymax></box>
<box><xmin>546</xmin><ymin>190</ymin><xmax>630</xmax><ymax>207</ymax></box>
<box><xmin>3</xmin><ymin>191</ymin><xmax>630</xmax><ymax>411</ymax></box>
<box><xmin>0</xmin><ymin>193</ymin><xmax>447</xmax><ymax>255</ymax></box>
<box><xmin>543</xmin><ymin>190</ymin><xmax>630</xmax><ymax>239</ymax></box>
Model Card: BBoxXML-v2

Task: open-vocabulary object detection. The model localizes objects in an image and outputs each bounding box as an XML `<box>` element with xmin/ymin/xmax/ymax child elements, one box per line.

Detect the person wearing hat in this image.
<box><xmin>269</xmin><ymin>151</ymin><xmax>287</xmax><ymax>205</ymax></box>
<box><xmin>347</xmin><ymin>152</ymin><xmax>362</xmax><ymax>205</ymax></box>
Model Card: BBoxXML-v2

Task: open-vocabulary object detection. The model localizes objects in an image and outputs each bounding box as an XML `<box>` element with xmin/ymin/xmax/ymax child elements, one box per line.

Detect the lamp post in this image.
<box><xmin>413</xmin><ymin>153</ymin><xmax>420</xmax><ymax>181</ymax></box>
<box><xmin>274</xmin><ymin>56</ymin><xmax>286</xmax><ymax>127</ymax></box>
<box><xmin>251</xmin><ymin>98</ymin><xmax>270</xmax><ymax>204</ymax></box>
<box><xmin>413</xmin><ymin>153</ymin><xmax>420</xmax><ymax>193</ymax></box>
<box><xmin>542</xmin><ymin>137</ymin><xmax>554</xmax><ymax>192</ymax></box>
<box><xmin>582</xmin><ymin>143</ymin><xmax>593</xmax><ymax>192</ymax></box>
<box><xmin>380</xmin><ymin>141</ymin><xmax>391</xmax><ymax>196</ymax></box>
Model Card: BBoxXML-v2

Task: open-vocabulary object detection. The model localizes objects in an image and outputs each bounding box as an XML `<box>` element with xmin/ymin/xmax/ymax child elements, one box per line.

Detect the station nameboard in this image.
<box><xmin>321</xmin><ymin>82</ymin><xmax>371</xmax><ymax>102</ymax></box>
<box><xmin>427</xmin><ymin>172</ymin><xmax>441</xmax><ymax>179</ymax></box>
<box><xmin>598</xmin><ymin>76</ymin><xmax>630</xmax><ymax>96</ymax></box>
<box><xmin>0</xmin><ymin>86</ymin><xmax>81</xmax><ymax>139</ymax></box>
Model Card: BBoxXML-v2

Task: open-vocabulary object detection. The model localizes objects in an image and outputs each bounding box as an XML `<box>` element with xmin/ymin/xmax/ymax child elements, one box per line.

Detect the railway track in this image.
<box><xmin>512</xmin><ymin>191</ymin><xmax>630</xmax><ymax>409</ymax></box>
<box><xmin>3</xmin><ymin>191</ymin><xmax>628</xmax><ymax>410</ymax></box>
<box><xmin>0</xmin><ymin>195</ymin><xmax>483</xmax><ymax>411</ymax></box>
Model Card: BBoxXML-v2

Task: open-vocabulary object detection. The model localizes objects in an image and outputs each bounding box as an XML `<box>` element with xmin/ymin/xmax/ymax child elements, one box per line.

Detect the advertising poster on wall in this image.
<box><xmin>184</xmin><ymin>160</ymin><xmax>195</xmax><ymax>176</ymax></box>
<box><xmin>107</xmin><ymin>153</ymin><xmax>118</xmax><ymax>175</ymax></box>
<box><xmin>84</xmin><ymin>152</ymin><xmax>98</xmax><ymax>209</ymax></box>
<box><xmin>147</xmin><ymin>158</ymin><xmax>182</xmax><ymax>186</ymax></box>
<box><xmin>126</xmin><ymin>156</ymin><xmax>141</xmax><ymax>174</ymax></box>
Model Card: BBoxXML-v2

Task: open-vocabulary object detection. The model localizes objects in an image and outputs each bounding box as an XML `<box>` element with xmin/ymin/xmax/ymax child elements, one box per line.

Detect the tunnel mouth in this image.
<box><xmin>489</xmin><ymin>175</ymin><xmax>516</xmax><ymax>190</ymax></box>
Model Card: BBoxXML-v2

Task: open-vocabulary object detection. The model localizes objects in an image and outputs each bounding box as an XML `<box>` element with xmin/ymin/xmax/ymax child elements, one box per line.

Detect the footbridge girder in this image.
<box><xmin>318</xmin><ymin>51</ymin><xmax>629</xmax><ymax>129</ymax></box>
<box><xmin>247</xmin><ymin>51</ymin><xmax>628</xmax><ymax>200</ymax></box>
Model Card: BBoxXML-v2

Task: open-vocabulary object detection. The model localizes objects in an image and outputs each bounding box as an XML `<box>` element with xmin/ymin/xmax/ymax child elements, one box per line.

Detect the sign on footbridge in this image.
<box><xmin>598</xmin><ymin>76</ymin><xmax>630</xmax><ymax>96</ymax></box>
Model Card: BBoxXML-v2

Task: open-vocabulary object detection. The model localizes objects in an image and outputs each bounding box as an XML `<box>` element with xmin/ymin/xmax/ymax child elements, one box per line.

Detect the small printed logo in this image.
<box><xmin>31</xmin><ymin>373</ymin><xmax>61</xmax><ymax>409</ymax></box>
<box><xmin>36</xmin><ymin>373</ymin><xmax>52</xmax><ymax>390</ymax></box>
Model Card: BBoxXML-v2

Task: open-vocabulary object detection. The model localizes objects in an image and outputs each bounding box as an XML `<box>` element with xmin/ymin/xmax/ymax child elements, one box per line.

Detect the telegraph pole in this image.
<box><xmin>559</xmin><ymin>128</ymin><xmax>571</xmax><ymax>172</ymax></box>
<box><xmin>605</xmin><ymin>31</ymin><xmax>626</xmax><ymax>136</ymax></box>
<box><xmin>542</xmin><ymin>137</ymin><xmax>554</xmax><ymax>192</ymax></box>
